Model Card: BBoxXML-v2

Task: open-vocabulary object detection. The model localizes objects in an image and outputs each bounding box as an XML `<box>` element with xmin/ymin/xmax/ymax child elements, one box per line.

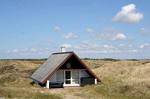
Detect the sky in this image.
<box><xmin>0</xmin><ymin>0</ymin><xmax>150</xmax><ymax>59</ymax></box>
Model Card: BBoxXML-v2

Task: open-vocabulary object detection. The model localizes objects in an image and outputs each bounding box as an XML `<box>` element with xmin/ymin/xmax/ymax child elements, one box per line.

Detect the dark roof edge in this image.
<box><xmin>52</xmin><ymin>51</ymin><xmax>74</xmax><ymax>55</ymax></box>
<box><xmin>73</xmin><ymin>53</ymin><xmax>101</xmax><ymax>82</ymax></box>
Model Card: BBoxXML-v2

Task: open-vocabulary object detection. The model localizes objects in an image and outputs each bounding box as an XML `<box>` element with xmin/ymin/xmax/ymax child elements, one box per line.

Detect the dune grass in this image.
<box><xmin>0</xmin><ymin>60</ymin><xmax>62</xmax><ymax>99</ymax></box>
<box><xmin>88</xmin><ymin>60</ymin><xmax>150</xmax><ymax>99</ymax></box>
<box><xmin>0</xmin><ymin>60</ymin><xmax>150</xmax><ymax>99</ymax></box>
<box><xmin>0</xmin><ymin>87</ymin><xmax>62</xmax><ymax>99</ymax></box>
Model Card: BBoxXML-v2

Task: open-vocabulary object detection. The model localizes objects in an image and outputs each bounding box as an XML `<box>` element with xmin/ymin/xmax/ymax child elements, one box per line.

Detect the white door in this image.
<box><xmin>64</xmin><ymin>70</ymin><xmax>79</xmax><ymax>86</ymax></box>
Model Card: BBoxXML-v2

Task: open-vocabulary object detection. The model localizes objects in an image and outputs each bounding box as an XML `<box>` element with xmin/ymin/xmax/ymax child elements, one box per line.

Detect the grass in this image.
<box><xmin>0</xmin><ymin>59</ymin><xmax>150</xmax><ymax>99</ymax></box>
<box><xmin>89</xmin><ymin>60</ymin><xmax>150</xmax><ymax>99</ymax></box>
<box><xmin>0</xmin><ymin>87</ymin><xmax>62</xmax><ymax>99</ymax></box>
<box><xmin>0</xmin><ymin>60</ymin><xmax>62</xmax><ymax>99</ymax></box>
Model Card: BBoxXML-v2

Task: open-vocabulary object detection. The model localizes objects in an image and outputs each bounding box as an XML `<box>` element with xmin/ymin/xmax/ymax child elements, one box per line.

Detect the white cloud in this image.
<box><xmin>12</xmin><ymin>49</ymin><xmax>19</xmax><ymax>53</ymax></box>
<box><xmin>113</xmin><ymin>4</ymin><xmax>143</xmax><ymax>23</ymax></box>
<box><xmin>103</xmin><ymin>44</ymin><xmax>114</xmax><ymax>49</ymax></box>
<box><xmin>112</xmin><ymin>33</ymin><xmax>127</xmax><ymax>40</ymax></box>
<box><xmin>129</xmin><ymin>49</ymin><xmax>138</xmax><ymax>53</ymax></box>
<box><xmin>140</xmin><ymin>43</ymin><xmax>150</xmax><ymax>49</ymax></box>
<box><xmin>140</xmin><ymin>28</ymin><xmax>150</xmax><ymax>35</ymax></box>
<box><xmin>86</xmin><ymin>28</ymin><xmax>94</xmax><ymax>33</ymax></box>
<box><xmin>64</xmin><ymin>32</ymin><xmax>78</xmax><ymax>39</ymax></box>
<box><xmin>96</xmin><ymin>30</ymin><xmax>127</xmax><ymax>41</ymax></box>
<box><xmin>30</xmin><ymin>48</ymin><xmax>37</xmax><ymax>52</ymax></box>
<box><xmin>89</xmin><ymin>28</ymin><xmax>127</xmax><ymax>41</ymax></box>
<box><xmin>74</xmin><ymin>41</ymin><xmax>141</xmax><ymax>54</ymax></box>
<box><xmin>74</xmin><ymin>41</ymin><xmax>98</xmax><ymax>50</ymax></box>
<box><xmin>6</xmin><ymin>47</ymin><xmax>51</xmax><ymax>55</ymax></box>
<box><xmin>61</xmin><ymin>44</ymin><xmax>72</xmax><ymax>48</ymax></box>
<box><xmin>54</xmin><ymin>26</ymin><xmax>61</xmax><ymax>32</ymax></box>
<box><xmin>74</xmin><ymin>41</ymin><xmax>119</xmax><ymax>53</ymax></box>
<box><xmin>20</xmin><ymin>48</ymin><xmax>28</xmax><ymax>52</ymax></box>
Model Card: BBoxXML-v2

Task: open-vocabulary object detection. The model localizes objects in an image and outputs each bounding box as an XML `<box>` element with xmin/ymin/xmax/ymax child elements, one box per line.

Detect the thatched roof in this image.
<box><xmin>31</xmin><ymin>52</ymin><xmax>100</xmax><ymax>84</ymax></box>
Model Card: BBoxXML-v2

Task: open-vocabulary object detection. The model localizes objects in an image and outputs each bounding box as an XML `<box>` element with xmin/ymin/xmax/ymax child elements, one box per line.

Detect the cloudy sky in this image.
<box><xmin>0</xmin><ymin>0</ymin><xmax>150</xmax><ymax>59</ymax></box>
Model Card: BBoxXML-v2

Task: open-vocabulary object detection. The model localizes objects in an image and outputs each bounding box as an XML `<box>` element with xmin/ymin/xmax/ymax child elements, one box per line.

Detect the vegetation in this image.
<box><xmin>0</xmin><ymin>60</ymin><xmax>62</xmax><ymax>99</ymax></box>
<box><xmin>0</xmin><ymin>59</ymin><xmax>150</xmax><ymax>99</ymax></box>
<box><xmin>82</xmin><ymin>58</ymin><xmax>120</xmax><ymax>61</ymax></box>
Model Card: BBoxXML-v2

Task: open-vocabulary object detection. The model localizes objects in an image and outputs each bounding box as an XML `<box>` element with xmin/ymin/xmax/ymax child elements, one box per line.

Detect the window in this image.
<box><xmin>64</xmin><ymin>70</ymin><xmax>79</xmax><ymax>85</ymax></box>
<box><xmin>65</xmin><ymin>71</ymin><xmax>71</xmax><ymax>84</ymax></box>
<box><xmin>72</xmin><ymin>71</ymin><xmax>79</xmax><ymax>84</ymax></box>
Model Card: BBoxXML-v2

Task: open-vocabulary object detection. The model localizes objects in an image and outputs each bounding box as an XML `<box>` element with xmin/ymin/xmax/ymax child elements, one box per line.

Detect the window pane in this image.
<box><xmin>65</xmin><ymin>71</ymin><xmax>71</xmax><ymax>79</ymax></box>
<box><xmin>72</xmin><ymin>79</ymin><xmax>79</xmax><ymax>84</ymax></box>
<box><xmin>65</xmin><ymin>80</ymin><xmax>71</xmax><ymax>84</ymax></box>
<box><xmin>72</xmin><ymin>71</ymin><xmax>79</xmax><ymax>84</ymax></box>
<box><xmin>72</xmin><ymin>71</ymin><xmax>79</xmax><ymax>79</ymax></box>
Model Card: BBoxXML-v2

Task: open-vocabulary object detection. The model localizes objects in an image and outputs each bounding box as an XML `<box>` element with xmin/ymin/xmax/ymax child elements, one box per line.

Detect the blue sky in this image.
<box><xmin>0</xmin><ymin>0</ymin><xmax>150</xmax><ymax>59</ymax></box>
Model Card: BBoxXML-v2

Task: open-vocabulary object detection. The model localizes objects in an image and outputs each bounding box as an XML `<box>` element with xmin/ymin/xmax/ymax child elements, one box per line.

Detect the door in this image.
<box><xmin>65</xmin><ymin>71</ymin><xmax>71</xmax><ymax>84</ymax></box>
<box><xmin>64</xmin><ymin>70</ymin><xmax>79</xmax><ymax>86</ymax></box>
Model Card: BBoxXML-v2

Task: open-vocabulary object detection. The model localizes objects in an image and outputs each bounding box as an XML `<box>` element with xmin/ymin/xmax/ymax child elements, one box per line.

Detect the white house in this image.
<box><xmin>31</xmin><ymin>51</ymin><xmax>100</xmax><ymax>88</ymax></box>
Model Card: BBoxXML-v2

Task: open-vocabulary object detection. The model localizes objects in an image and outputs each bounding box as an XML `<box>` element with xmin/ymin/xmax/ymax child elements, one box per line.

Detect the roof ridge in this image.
<box><xmin>52</xmin><ymin>51</ymin><xmax>74</xmax><ymax>54</ymax></box>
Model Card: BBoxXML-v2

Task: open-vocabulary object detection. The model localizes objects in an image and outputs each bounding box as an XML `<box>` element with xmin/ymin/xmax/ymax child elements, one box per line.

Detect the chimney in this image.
<box><xmin>60</xmin><ymin>46</ymin><xmax>66</xmax><ymax>52</ymax></box>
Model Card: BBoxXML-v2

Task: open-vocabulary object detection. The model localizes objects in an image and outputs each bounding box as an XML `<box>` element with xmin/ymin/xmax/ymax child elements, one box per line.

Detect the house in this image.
<box><xmin>31</xmin><ymin>51</ymin><xmax>100</xmax><ymax>88</ymax></box>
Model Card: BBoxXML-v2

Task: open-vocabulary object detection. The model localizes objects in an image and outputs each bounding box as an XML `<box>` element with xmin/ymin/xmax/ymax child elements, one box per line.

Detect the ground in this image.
<box><xmin>0</xmin><ymin>59</ymin><xmax>150</xmax><ymax>99</ymax></box>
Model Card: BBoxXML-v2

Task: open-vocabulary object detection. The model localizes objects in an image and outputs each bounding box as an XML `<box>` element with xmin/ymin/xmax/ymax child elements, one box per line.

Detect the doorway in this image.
<box><xmin>64</xmin><ymin>70</ymin><xmax>79</xmax><ymax>86</ymax></box>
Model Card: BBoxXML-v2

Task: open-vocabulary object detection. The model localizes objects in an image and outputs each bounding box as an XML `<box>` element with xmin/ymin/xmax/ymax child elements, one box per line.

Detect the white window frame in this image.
<box><xmin>63</xmin><ymin>70</ymin><xmax>80</xmax><ymax>86</ymax></box>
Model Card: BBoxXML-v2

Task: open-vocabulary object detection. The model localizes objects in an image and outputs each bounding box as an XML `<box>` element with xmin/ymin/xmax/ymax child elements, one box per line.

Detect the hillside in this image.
<box><xmin>0</xmin><ymin>60</ymin><xmax>150</xmax><ymax>99</ymax></box>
